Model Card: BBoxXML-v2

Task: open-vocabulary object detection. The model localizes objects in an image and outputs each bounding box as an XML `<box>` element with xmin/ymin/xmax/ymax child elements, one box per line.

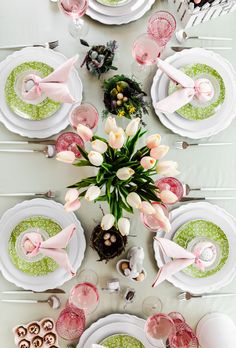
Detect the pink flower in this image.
<box><xmin>108</xmin><ymin>128</ymin><xmax>125</xmax><ymax>149</ymax></box>
<box><xmin>56</xmin><ymin>151</ymin><xmax>75</xmax><ymax>164</ymax></box>
<box><xmin>77</xmin><ymin>124</ymin><xmax>93</xmax><ymax>142</ymax></box>
<box><xmin>146</xmin><ymin>134</ymin><xmax>161</xmax><ymax>149</ymax></box>
<box><xmin>150</xmin><ymin>145</ymin><xmax>169</xmax><ymax>160</ymax></box>
<box><xmin>153</xmin><ymin>204</ymin><xmax>171</xmax><ymax>233</ymax></box>
<box><xmin>140</xmin><ymin>201</ymin><xmax>156</xmax><ymax>215</ymax></box>
<box><xmin>140</xmin><ymin>156</ymin><xmax>156</xmax><ymax>170</ymax></box>
<box><xmin>156</xmin><ymin>161</ymin><xmax>179</xmax><ymax>176</ymax></box>
<box><xmin>64</xmin><ymin>188</ymin><xmax>81</xmax><ymax>212</ymax></box>
<box><xmin>159</xmin><ymin>190</ymin><xmax>178</xmax><ymax>204</ymax></box>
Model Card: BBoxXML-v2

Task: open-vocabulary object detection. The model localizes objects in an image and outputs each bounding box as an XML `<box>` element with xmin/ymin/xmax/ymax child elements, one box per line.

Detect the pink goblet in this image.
<box><xmin>56</xmin><ymin>305</ymin><xmax>85</xmax><ymax>340</ymax></box>
<box><xmin>69</xmin><ymin>282</ymin><xmax>99</xmax><ymax>314</ymax></box>
<box><xmin>155</xmin><ymin>177</ymin><xmax>184</xmax><ymax>204</ymax></box>
<box><xmin>168</xmin><ymin>312</ymin><xmax>199</xmax><ymax>348</ymax></box>
<box><xmin>148</xmin><ymin>11</ymin><xmax>176</xmax><ymax>47</ymax></box>
<box><xmin>140</xmin><ymin>202</ymin><xmax>169</xmax><ymax>232</ymax></box>
<box><xmin>55</xmin><ymin>131</ymin><xmax>84</xmax><ymax>158</ymax></box>
<box><xmin>69</xmin><ymin>103</ymin><xmax>99</xmax><ymax>131</ymax></box>
<box><xmin>145</xmin><ymin>313</ymin><xmax>176</xmax><ymax>347</ymax></box>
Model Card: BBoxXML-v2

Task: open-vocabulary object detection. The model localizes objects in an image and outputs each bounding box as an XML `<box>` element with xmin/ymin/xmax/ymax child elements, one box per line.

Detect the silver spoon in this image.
<box><xmin>175</xmin><ymin>30</ymin><xmax>232</xmax><ymax>43</ymax></box>
<box><xmin>183</xmin><ymin>183</ymin><xmax>236</xmax><ymax>196</ymax></box>
<box><xmin>175</xmin><ymin>141</ymin><xmax>232</xmax><ymax>150</ymax></box>
<box><xmin>0</xmin><ymin>145</ymin><xmax>56</xmax><ymax>158</ymax></box>
<box><xmin>0</xmin><ymin>295</ymin><xmax>61</xmax><ymax>309</ymax></box>
<box><xmin>0</xmin><ymin>190</ymin><xmax>56</xmax><ymax>198</ymax></box>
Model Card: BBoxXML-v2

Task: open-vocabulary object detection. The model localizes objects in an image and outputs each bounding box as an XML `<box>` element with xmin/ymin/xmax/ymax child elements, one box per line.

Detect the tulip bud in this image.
<box><xmin>116</xmin><ymin>167</ymin><xmax>135</xmax><ymax>181</ymax></box>
<box><xmin>118</xmin><ymin>218</ymin><xmax>130</xmax><ymax>236</ymax></box>
<box><xmin>159</xmin><ymin>190</ymin><xmax>178</xmax><ymax>204</ymax></box>
<box><xmin>56</xmin><ymin>151</ymin><xmax>75</xmax><ymax>164</ymax></box>
<box><xmin>150</xmin><ymin>145</ymin><xmax>169</xmax><ymax>160</ymax></box>
<box><xmin>77</xmin><ymin>124</ymin><xmax>93</xmax><ymax>142</ymax></box>
<box><xmin>85</xmin><ymin>186</ymin><xmax>101</xmax><ymax>201</ymax></box>
<box><xmin>146</xmin><ymin>134</ymin><xmax>161</xmax><ymax>149</ymax></box>
<box><xmin>88</xmin><ymin>151</ymin><xmax>104</xmax><ymax>166</ymax></box>
<box><xmin>65</xmin><ymin>188</ymin><xmax>79</xmax><ymax>202</ymax></box>
<box><xmin>104</xmin><ymin>116</ymin><xmax>118</xmax><ymax>134</ymax></box>
<box><xmin>64</xmin><ymin>199</ymin><xmax>81</xmax><ymax>212</ymax></box>
<box><xmin>91</xmin><ymin>139</ymin><xmax>108</xmax><ymax>154</ymax></box>
<box><xmin>156</xmin><ymin>161</ymin><xmax>180</xmax><ymax>176</ymax></box>
<box><xmin>108</xmin><ymin>128</ymin><xmax>125</xmax><ymax>149</ymax></box>
<box><xmin>125</xmin><ymin>118</ymin><xmax>140</xmax><ymax>137</ymax></box>
<box><xmin>101</xmin><ymin>214</ymin><xmax>115</xmax><ymax>230</ymax></box>
<box><xmin>140</xmin><ymin>156</ymin><xmax>156</xmax><ymax>170</ymax></box>
<box><xmin>127</xmin><ymin>192</ymin><xmax>142</xmax><ymax>209</ymax></box>
<box><xmin>140</xmin><ymin>201</ymin><xmax>156</xmax><ymax>215</ymax></box>
<box><xmin>153</xmin><ymin>205</ymin><xmax>171</xmax><ymax>233</ymax></box>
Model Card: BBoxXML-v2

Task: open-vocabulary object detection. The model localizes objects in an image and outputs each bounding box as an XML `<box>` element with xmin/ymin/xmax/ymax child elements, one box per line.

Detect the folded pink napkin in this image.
<box><xmin>21</xmin><ymin>224</ymin><xmax>76</xmax><ymax>276</ymax></box>
<box><xmin>152</xmin><ymin>237</ymin><xmax>211</xmax><ymax>287</ymax></box>
<box><xmin>155</xmin><ymin>58</ymin><xmax>214</xmax><ymax>113</ymax></box>
<box><xmin>22</xmin><ymin>55</ymin><xmax>78</xmax><ymax>103</ymax></box>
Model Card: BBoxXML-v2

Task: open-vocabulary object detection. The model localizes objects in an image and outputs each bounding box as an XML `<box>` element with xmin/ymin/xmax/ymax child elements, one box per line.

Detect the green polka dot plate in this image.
<box><xmin>168</xmin><ymin>64</ymin><xmax>225</xmax><ymax>121</ymax></box>
<box><xmin>100</xmin><ymin>334</ymin><xmax>144</xmax><ymax>348</ymax></box>
<box><xmin>173</xmin><ymin>219</ymin><xmax>229</xmax><ymax>278</ymax></box>
<box><xmin>5</xmin><ymin>61</ymin><xmax>61</xmax><ymax>120</ymax></box>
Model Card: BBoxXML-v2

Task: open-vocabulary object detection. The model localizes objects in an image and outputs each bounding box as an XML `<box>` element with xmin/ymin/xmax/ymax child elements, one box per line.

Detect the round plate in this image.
<box><xmin>173</xmin><ymin>219</ymin><xmax>229</xmax><ymax>278</ymax></box>
<box><xmin>9</xmin><ymin>216</ymin><xmax>62</xmax><ymax>276</ymax></box>
<box><xmin>5</xmin><ymin>61</ymin><xmax>61</xmax><ymax>120</ymax></box>
<box><xmin>0</xmin><ymin>47</ymin><xmax>82</xmax><ymax>138</ymax></box>
<box><xmin>96</xmin><ymin>0</ymin><xmax>132</xmax><ymax>6</ymax></box>
<box><xmin>101</xmin><ymin>333</ymin><xmax>144</xmax><ymax>348</ymax></box>
<box><xmin>168</xmin><ymin>64</ymin><xmax>225</xmax><ymax>120</ymax></box>
<box><xmin>89</xmin><ymin>0</ymin><xmax>144</xmax><ymax>17</ymax></box>
<box><xmin>0</xmin><ymin>199</ymin><xmax>86</xmax><ymax>291</ymax></box>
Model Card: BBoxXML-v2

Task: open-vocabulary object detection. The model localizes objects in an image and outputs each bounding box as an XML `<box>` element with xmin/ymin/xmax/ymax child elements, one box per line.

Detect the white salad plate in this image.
<box><xmin>96</xmin><ymin>0</ymin><xmax>132</xmax><ymax>7</ymax></box>
<box><xmin>151</xmin><ymin>48</ymin><xmax>236</xmax><ymax>139</ymax></box>
<box><xmin>153</xmin><ymin>202</ymin><xmax>236</xmax><ymax>294</ymax></box>
<box><xmin>0</xmin><ymin>47</ymin><xmax>83</xmax><ymax>138</ymax></box>
<box><xmin>0</xmin><ymin>199</ymin><xmax>86</xmax><ymax>291</ymax></box>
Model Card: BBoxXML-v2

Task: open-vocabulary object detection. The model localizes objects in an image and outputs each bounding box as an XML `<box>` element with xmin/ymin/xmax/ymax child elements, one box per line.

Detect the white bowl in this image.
<box><xmin>116</xmin><ymin>259</ymin><xmax>147</xmax><ymax>283</ymax></box>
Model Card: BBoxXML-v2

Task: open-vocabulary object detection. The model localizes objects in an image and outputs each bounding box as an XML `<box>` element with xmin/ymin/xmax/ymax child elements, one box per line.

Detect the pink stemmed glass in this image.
<box><xmin>55</xmin><ymin>131</ymin><xmax>84</xmax><ymax>158</ymax></box>
<box><xmin>155</xmin><ymin>177</ymin><xmax>184</xmax><ymax>204</ymax></box>
<box><xmin>58</xmin><ymin>0</ymin><xmax>89</xmax><ymax>39</ymax></box>
<box><xmin>148</xmin><ymin>11</ymin><xmax>176</xmax><ymax>47</ymax></box>
<box><xmin>69</xmin><ymin>103</ymin><xmax>99</xmax><ymax>131</ymax></box>
<box><xmin>56</xmin><ymin>305</ymin><xmax>85</xmax><ymax>340</ymax></box>
<box><xmin>132</xmin><ymin>33</ymin><xmax>162</xmax><ymax>79</ymax></box>
<box><xmin>69</xmin><ymin>282</ymin><xmax>100</xmax><ymax>314</ymax></box>
<box><xmin>168</xmin><ymin>312</ymin><xmax>199</xmax><ymax>348</ymax></box>
<box><xmin>141</xmin><ymin>202</ymin><xmax>169</xmax><ymax>232</ymax></box>
<box><xmin>145</xmin><ymin>313</ymin><xmax>176</xmax><ymax>347</ymax></box>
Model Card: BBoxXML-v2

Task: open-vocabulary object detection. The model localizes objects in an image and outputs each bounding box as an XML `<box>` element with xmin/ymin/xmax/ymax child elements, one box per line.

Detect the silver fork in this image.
<box><xmin>0</xmin><ymin>40</ymin><xmax>59</xmax><ymax>50</ymax></box>
<box><xmin>178</xmin><ymin>292</ymin><xmax>236</xmax><ymax>301</ymax></box>
<box><xmin>0</xmin><ymin>145</ymin><xmax>56</xmax><ymax>158</ymax></box>
<box><xmin>175</xmin><ymin>141</ymin><xmax>233</xmax><ymax>149</ymax></box>
<box><xmin>0</xmin><ymin>190</ymin><xmax>56</xmax><ymax>198</ymax></box>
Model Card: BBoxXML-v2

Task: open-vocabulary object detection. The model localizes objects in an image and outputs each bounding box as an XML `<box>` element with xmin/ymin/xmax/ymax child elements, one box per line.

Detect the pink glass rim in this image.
<box><xmin>69</xmin><ymin>102</ymin><xmax>99</xmax><ymax>130</ymax></box>
<box><xmin>140</xmin><ymin>202</ymin><xmax>169</xmax><ymax>232</ymax></box>
<box><xmin>148</xmin><ymin>10</ymin><xmax>176</xmax><ymax>45</ymax></box>
<box><xmin>145</xmin><ymin>313</ymin><xmax>176</xmax><ymax>341</ymax></box>
<box><xmin>58</xmin><ymin>0</ymin><xmax>88</xmax><ymax>18</ymax></box>
<box><xmin>155</xmin><ymin>177</ymin><xmax>184</xmax><ymax>203</ymax></box>
<box><xmin>69</xmin><ymin>282</ymin><xmax>100</xmax><ymax>309</ymax></box>
<box><xmin>148</xmin><ymin>10</ymin><xmax>176</xmax><ymax>29</ymax></box>
<box><xmin>132</xmin><ymin>33</ymin><xmax>162</xmax><ymax>66</ymax></box>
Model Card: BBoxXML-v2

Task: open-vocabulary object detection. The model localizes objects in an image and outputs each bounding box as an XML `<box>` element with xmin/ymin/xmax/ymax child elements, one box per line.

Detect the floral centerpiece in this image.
<box><xmin>56</xmin><ymin>117</ymin><xmax>179</xmax><ymax>242</ymax></box>
<box><xmin>103</xmin><ymin>75</ymin><xmax>148</xmax><ymax>121</ymax></box>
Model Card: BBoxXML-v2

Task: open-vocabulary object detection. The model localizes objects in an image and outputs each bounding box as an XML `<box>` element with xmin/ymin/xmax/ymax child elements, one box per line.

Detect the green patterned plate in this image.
<box><xmin>96</xmin><ymin>0</ymin><xmax>131</xmax><ymax>6</ymax></box>
<box><xmin>8</xmin><ymin>216</ymin><xmax>62</xmax><ymax>276</ymax></box>
<box><xmin>168</xmin><ymin>64</ymin><xmax>225</xmax><ymax>121</ymax></box>
<box><xmin>173</xmin><ymin>220</ymin><xmax>229</xmax><ymax>278</ymax></box>
<box><xmin>100</xmin><ymin>334</ymin><xmax>144</xmax><ymax>348</ymax></box>
<box><xmin>5</xmin><ymin>61</ymin><xmax>61</xmax><ymax>120</ymax></box>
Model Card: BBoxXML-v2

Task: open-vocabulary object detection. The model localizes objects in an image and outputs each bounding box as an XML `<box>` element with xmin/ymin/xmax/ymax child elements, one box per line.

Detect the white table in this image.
<box><xmin>0</xmin><ymin>0</ymin><xmax>236</xmax><ymax>346</ymax></box>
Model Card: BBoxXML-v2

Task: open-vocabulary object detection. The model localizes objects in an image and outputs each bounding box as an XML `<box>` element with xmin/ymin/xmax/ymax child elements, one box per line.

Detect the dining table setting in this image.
<box><xmin>1</xmin><ymin>0</ymin><xmax>236</xmax><ymax>347</ymax></box>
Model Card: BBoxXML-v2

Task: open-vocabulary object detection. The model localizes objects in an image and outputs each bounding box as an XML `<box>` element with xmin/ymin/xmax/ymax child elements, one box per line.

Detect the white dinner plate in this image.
<box><xmin>89</xmin><ymin>0</ymin><xmax>145</xmax><ymax>17</ymax></box>
<box><xmin>87</xmin><ymin>0</ymin><xmax>155</xmax><ymax>25</ymax></box>
<box><xmin>151</xmin><ymin>48</ymin><xmax>236</xmax><ymax>139</ymax></box>
<box><xmin>96</xmin><ymin>0</ymin><xmax>132</xmax><ymax>7</ymax></box>
<box><xmin>0</xmin><ymin>199</ymin><xmax>86</xmax><ymax>291</ymax></box>
<box><xmin>0</xmin><ymin>47</ymin><xmax>83</xmax><ymax>138</ymax></box>
<box><xmin>153</xmin><ymin>202</ymin><xmax>236</xmax><ymax>294</ymax></box>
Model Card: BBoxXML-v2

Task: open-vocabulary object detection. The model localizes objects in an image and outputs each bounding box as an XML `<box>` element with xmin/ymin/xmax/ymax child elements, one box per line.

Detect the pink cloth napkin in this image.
<box><xmin>21</xmin><ymin>224</ymin><xmax>76</xmax><ymax>276</ymax></box>
<box><xmin>155</xmin><ymin>58</ymin><xmax>214</xmax><ymax>113</ymax></box>
<box><xmin>152</xmin><ymin>237</ymin><xmax>205</xmax><ymax>288</ymax></box>
<box><xmin>22</xmin><ymin>55</ymin><xmax>78</xmax><ymax>103</ymax></box>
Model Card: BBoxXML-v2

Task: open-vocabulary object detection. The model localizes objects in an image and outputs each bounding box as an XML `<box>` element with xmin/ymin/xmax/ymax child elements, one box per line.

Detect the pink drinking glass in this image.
<box><xmin>148</xmin><ymin>11</ymin><xmax>176</xmax><ymax>47</ymax></box>
<box><xmin>55</xmin><ymin>131</ymin><xmax>84</xmax><ymax>158</ymax></box>
<box><xmin>145</xmin><ymin>313</ymin><xmax>176</xmax><ymax>347</ymax></box>
<box><xmin>69</xmin><ymin>103</ymin><xmax>99</xmax><ymax>131</ymax></box>
<box><xmin>58</xmin><ymin>0</ymin><xmax>89</xmax><ymax>39</ymax></box>
<box><xmin>69</xmin><ymin>282</ymin><xmax>100</xmax><ymax>315</ymax></box>
<box><xmin>155</xmin><ymin>177</ymin><xmax>184</xmax><ymax>204</ymax></box>
<box><xmin>140</xmin><ymin>202</ymin><xmax>169</xmax><ymax>232</ymax></box>
<box><xmin>168</xmin><ymin>312</ymin><xmax>199</xmax><ymax>348</ymax></box>
<box><xmin>55</xmin><ymin>305</ymin><xmax>86</xmax><ymax>340</ymax></box>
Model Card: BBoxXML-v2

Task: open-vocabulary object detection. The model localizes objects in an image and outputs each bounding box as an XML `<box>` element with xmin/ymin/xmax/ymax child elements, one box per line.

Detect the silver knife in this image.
<box><xmin>181</xmin><ymin>197</ymin><xmax>236</xmax><ymax>202</ymax></box>
<box><xmin>171</xmin><ymin>46</ymin><xmax>232</xmax><ymax>52</ymax></box>
<box><xmin>0</xmin><ymin>289</ymin><xmax>65</xmax><ymax>294</ymax></box>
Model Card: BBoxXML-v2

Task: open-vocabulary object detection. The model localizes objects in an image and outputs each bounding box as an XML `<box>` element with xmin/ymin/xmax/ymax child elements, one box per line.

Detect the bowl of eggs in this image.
<box><xmin>116</xmin><ymin>259</ymin><xmax>147</xmax><ymax>283</ymax></box>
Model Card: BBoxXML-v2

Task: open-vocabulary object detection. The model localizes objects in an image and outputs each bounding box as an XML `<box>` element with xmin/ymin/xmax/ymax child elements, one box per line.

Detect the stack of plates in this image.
<box><xmin>153</xmin><ymin>202</ymin><xmax>236</xmax><ymax>294</ymax></box>
<box><xmin>151</xmin><ymin>48</ymin><xmax>236</xmax><ymax>139</ymax></box>
<box><xmin>76</xmin><ymin>313</ymin><xmax>160</xmax><ymax>348</ymax></box>
<box><xmin>0</xmin><ymin>47</ymin><xmax>83</xmax><ymax>138</ymax></box>
<box><xmin>87</xmin><ymin>0</ymin><xmax>155</xmax><ymax>25</ymax></box>
<box><xmin>0</xmin><ymin>199</ymin><xmax>86</xmax><ymax>291</ymax></box>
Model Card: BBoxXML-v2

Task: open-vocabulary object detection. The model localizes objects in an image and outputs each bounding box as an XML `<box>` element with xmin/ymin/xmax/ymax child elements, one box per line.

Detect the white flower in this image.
<box><xmin>56</xmin><ymin>151</ymin><xmax>75</xmax><ymax>164</ymax></box>
<box><xmin>88</xmin><ymin>151</ymin><xmax>103</xmax><ymax>166</ymax></box>
<box><xmin>91</xmin><ymin>139</ymin><xmax>108</xmax><ymax>154</ymax></box>
<box><xmin>77</xmin><ymin>124</ymin><xmax>93</xmax><ymax>142</ymax></box>
<box><xmin>101</xmin><ymin>214</ymin><xmax>115</xmax><ymax>230</ymax></box>
<box><xmin>140</xmin><ymin>156</ymin><xmax>156</xmax><ymax>170</ymax></box>
<box><xmin>108</xmin><ymin>128</ymin><xmax>125</xmax><ymax>149</ymax></box>
<box><xmin>159</xmin><ymin>190</ymin><xmax>178</xmax><ymax>204</ymax></box>
<box><xmin>125</xmin><ymin>118</ymin><xmax>140</xmax><ymax>137</ymax></box>
<box><xmin>140</xmin><ymin>201</ymin><xmax>156</xmax><ymax>215</ymax></box>
<box><xmin>156</xmin><ymin>161</ymin><xmax>180</xmax><ymax>176</ymax></box>
<box><xmin>104</xmin><ymin>116</ymin><xmax>118</xmax><ymax>134</ymax></box>
<box><xmin>146</xmin><ymin>134</ymin><xmax>161</xmax><ymax>149</ymax></box>
<box><xmin>64</xmin><ymin>188</ymin><xmax>81</xmax><ymax>212</ymax></box>
<box><xmin>150</xmin><ymin>145</ymin><xmax>169</xmax><ymax>160</ymax></box>
<box><xmin>116</xmin><ymin>167</ymin><xmax>135</xmax><ymax>181</ymax></box>
<box><xmin>126</xmin><ymin>192</ymin><xmax>142</xmax><ymax>209</ymax></box>
<box><xmin>118</xmin><ymin>218</ymin><xmax>130</xmax><ymax>236</ymax></box>
<box><xmin>85</xmin><ymin>186</ymin><xmax>101</xmax><ymax>201</ymax></box>
<box><xmin>153</xmin><ymin>205</ymin><xmax>171</xmax><ymax>233</ymax></box>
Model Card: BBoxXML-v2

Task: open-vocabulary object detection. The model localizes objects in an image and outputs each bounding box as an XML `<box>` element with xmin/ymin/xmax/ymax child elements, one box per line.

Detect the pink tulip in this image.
<box><xmin>140</xmin><ymin>201</ymin><xmax>156</xmax><ymax>215</ymax></box>
<box><xmin>64</xmin><ymin>199</ymin><xmax>81</xmax><ymax>212</ymax></box>
<box><xmin>150</xmin><ymin>145</ymin><xmax>169</xmax><ymax>160</ymax></box>
<box><xmin>77</xmin><ymin>124</ymin><xmax>93</xmax><ymax>142</ymax></box>
<box><xmin>56</xmin><ymin>151</ymin><xmax>75</xmax><ymax>164</ymax></box>
<box><xmin>140</xmin><ymin>156</ymin><xmax>156</xmax><ymax>170</ymax></box>
<box><xmin>104</xmin><ymin>116</ymin><xmax>118</xmax><ymax>134</ymax></box>
<box><xmin>146</xmin><ymin>134</ymin><xmax>161</xmax><ymax>149</ymax></box>
<box><xmin>108</xmin><ymin>128</ymin><xmax>125</xmax><ymax>149</ymax></box>
<box><xmin>156</xmin><ymin>161</ymin><xmax>179</xmax><ymax>176</ymax></box>
<box><xmin>159</xmin><ymin>190</ymin><xmax>178</xmax><ymax>204</ymax></box>
<box><xmin>64</xmin><ymin>188</ymin><xmax>81</xmax><ymax>212</ymax></box>
<box><xmin>153</xmin><ymin>204</ymin><xmax>171</xmax><ymax>233</ymax></box>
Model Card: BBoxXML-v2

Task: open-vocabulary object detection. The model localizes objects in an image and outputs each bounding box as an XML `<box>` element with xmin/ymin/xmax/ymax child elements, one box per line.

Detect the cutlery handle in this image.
<box><xmin>190</xmin><ymin>188</ymin><xmax>236</xmax><ymax>192</ymax></box>
<box><xmin>0</xmin><ymin>193</ymin><xmax>36</xmax><ymax>197</ymax></box>
<box><xmin>0</xmin><ymin>140</ymin><xmax>56</xmax><ymax>145</ymax></box>
<box><xmin>0</xmin><ymin>299</ymin><xmax>38</xmax><ymax>304</ymax></box>
<box><xmin>198</xmin><ymin>142</ymin><xmax>232</xmax><ymax>146</ymax></box>
<box><xmin>203</xmin><ymin>47</ymin><xmax>232</xmax><ymax>50</ymax></box>
<box><xmin>0</xmin><ymin>44</ymin><xmax>32</xmax><ymax>50</ymax></box>
<box><xmin>0</xmin><ymin>149</ymin><xmax>42</xmax><ymax>153</ymax></box>
<box><xmin>197</xmin><ymin>36</ymin><xmax>232</xmax><ymax>41</ymax></box>
<box><xmin>181</xmin><ymin>197</ymin><xmax>236</xmax><ymax>201</ymax></box>
<box><xmin>202</xmin><ymin>293</ymin><xmax>236</xmax><ymax>299</ymax></box>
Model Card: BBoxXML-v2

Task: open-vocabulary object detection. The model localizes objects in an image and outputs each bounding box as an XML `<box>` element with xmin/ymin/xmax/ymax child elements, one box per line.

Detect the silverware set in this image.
<box><xmin>178</xmin><ymin>291</ymin><xmax>236</xmax><ymax>301</ymax></box>
<box><xmin>0</xmin><ymin>190</ymin><xmax>56</xmax><ymax>199</ymax></box>
<box><xmin>175</xmin><ymin>141</ymin><xmax>233</xmax><ymax>150</ymax></box>
<box><xmin>0</xmin><ymin>145</ymin><xmax>56</xmax><ymax>158</ymax></box>
<box><xmin>0</xmin><ymin>40</ymin><xmax>59</xmax><ymax>50</ymax></box>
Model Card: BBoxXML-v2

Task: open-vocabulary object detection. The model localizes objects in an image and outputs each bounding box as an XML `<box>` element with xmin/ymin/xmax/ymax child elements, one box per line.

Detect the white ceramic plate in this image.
<box><xmin>96</xmin><ymin>0</ymin><xmax>132</xmax><ymax>7</ymax></box>
<box><xmin>153</xmin><ymin>202</ymin><xmax>236</xmax><ymax>294</ymax></box>
<box><xmin>0</xmin><ymin>47</ymin><xmax>83</xmax><ymax>138</ymax></box>
<box><xmin>0</xmin><ymin>199</ymin><xmax>86</xmax><ymax>291</ymax></box>
<box><xmin>89</xmin><ymin>0</ymin><xmax>145</xmax><ymax>17</ymax></box>
<box><xmin>87</xmin><ymin>0</ymin><xmax>155</xmax><ymax>25</ymax></box>
<box><xmin>151</xmin><ymin>48</ymin><xmax>236</xmax><ymax>139</ymax></box>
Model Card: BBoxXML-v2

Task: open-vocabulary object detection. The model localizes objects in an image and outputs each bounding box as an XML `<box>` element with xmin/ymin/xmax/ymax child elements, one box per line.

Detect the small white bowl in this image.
<box><xmin>116</xmin><ymin>259</ymin><xmax>147</xmax><ymax>283</ymax></box>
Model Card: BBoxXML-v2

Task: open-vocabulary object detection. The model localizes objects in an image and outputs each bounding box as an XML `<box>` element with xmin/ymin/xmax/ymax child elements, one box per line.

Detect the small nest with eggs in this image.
<box><xmin>90</xmin><ymin>225</ymin><xmax>127</xmax><ymax>262</ymax></box>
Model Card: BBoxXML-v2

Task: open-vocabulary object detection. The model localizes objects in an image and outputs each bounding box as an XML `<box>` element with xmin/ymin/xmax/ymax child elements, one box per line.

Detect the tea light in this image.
<box><xmin>102</xmin><ymin>278</ymin><xmax>120</xmax><ymax>293</ymax></box>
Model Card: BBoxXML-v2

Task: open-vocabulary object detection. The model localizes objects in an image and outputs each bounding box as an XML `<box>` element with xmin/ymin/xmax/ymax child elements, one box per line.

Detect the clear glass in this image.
<box><xmin>69</xmin><ymin>103</ymin><xmax>99</xmax><ymax>131</ymax></box>
<box><xmin>69</xmin><ymin>282</ymin><xmax>99</xmax><ymax>314</ymax></box>
<box><xmin>77</xmin><ymin>269</ymin><xmax>99</xmax><ymax>285</ymax></box>
<box><xmin>142</xmin><ymin>296</ymin><xmax>163</xmax><ymax>317</ymax></box>
<box><xmin>155</xmin><ymin>177</ymin><xmax>184</xmax><ymax>204</ymax></box>
<box><xmin>145</xmin><ymin>313</ymin><xmax>176</xmax><ymax>347</ymax></box>
<box><xmin>132</xmin><ymin>33</ymin><xmax>162</xmax><ymax>79</ymax></box>
<box><xmin>55</xmin><ymin>131</ymin><xmax>84</xmax><ymax>158</ymax></box>
<box><xmin>58</xmin><ymin>0</ymin><xmax>89</xmax><ymax>38</ymax></box>
<box><xmin>148</xmin><ymin>11</ymin><xmax>176</xmax><ymax>47</ymax></box>
<box><xmin>140</xmin><ymin>202</ymin><xmax>169</xmax><ymax>232</ymax></box>
<box><xmin>55</xmin><ymin>305</ymin><xmax>85</xmax><ymax>340</ymax></box>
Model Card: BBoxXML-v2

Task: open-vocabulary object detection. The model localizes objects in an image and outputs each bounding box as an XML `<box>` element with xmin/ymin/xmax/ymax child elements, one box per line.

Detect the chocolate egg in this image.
<box><xmin>32</xmin><ymin>336</ymin><xmax>43</xmax><ymax>347</ymax></box>
<box><xmin>41</xmin><ymin>319</ymin><xmax>54</xmax><ymax>331</ymax></box>
<box><xmin>28</xmin><ymin>323</ymin><xmax>40</xmax><ymax>335</ymax></box>
<box><xmin>16</xmin><ymin>326</ymin><xmax>27</xmax><ymax>338</ymax></box>
<box><xmin>44</xmin><ymin>332</ymin><xmax>56</xmax><ymax>345</ymax></box>
<box><xmin>18</xmin><ymin>339</ymin><xmax>30</xmax><ymax>348</ymax></box>
<box><xmin>120</xmin><ymin>262</ymin><xmax>129</xmax><ymax>271</ymax></box>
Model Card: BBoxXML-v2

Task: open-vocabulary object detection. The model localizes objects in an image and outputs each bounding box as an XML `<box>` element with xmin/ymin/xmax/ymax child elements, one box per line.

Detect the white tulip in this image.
<box><xmin>116</xmin><ymin>167</ymin><xmax>135</xmax><ymax>181</ymax></box>
<box><xmin>146</xmin><ymin>134</ymin><xmax>161</xmax><ymax>149</ymax></box>
<box><xmin>125</xmin><ymin>118</ymin><xmax>140</xmax><ymax>137</ymax></box>
<box><xmin>159</xmin><ymin>190</ymin><xmax>178</xmax><ymax>204</ymax></box>
<box><xmin>140</xmin><ymin>156</ymin><xmax>156</xmax><ymax>170</ymax></box>
<box><xmin>104</xmin><ymin>116</ymin><xmax>118</xmax><ymax>134</ymax></box>
<box><xmin>85</xmin><ymin>186</ymin><xmax>101</xmax><ymax>201</ymax></box>
<box><xmin>88</xmin><ymin>151</ymin><xmax>104</xmax><ymax>166</ymax></box>
<box><xmin>140</xmin><ymin>201</ymin><xmax>156</xmax><ymax>215</ymax></box>
<box><xmin>65</xmin><ymin>188</ymin><xmax>79</xmax><ymax>202</ymax></box>
<box><xmin>91</xmin><ymin>139</ymin><xmax>108</xmax><ymax>154</ymax></box>
<box><xmin>101</xmin><ymin>214</ymin><xmax>115</xmax><ymax>230</ymax></box>
<box><xmin>126</xmin><ymin>192</ymin><xmax>142</xmax><ymax>209</ymax></box>
<box><xmin>118</xmin><ymin>218</ymin><xmax>130</xmax><ymax>236</ymax></box>
<box><xmin>77</xmin><ymin>124</ymin><xmax>93</xmax><ymax>142</ymax></box>
<box><xmin>108</xmin><ymin>127</ymin><xmax>125</xmax><ymax>149</ymax></box>
<box><xmin>156</xmin><ymin>161</ymin><xmax>180</xmax><ymax>176</ymax></box>
<box><xmin>150</xmin><ymin>145</ymin><xmax>169</xmax><ymax>160</ymax></box>
<box><xmin>56</xmin><ymin>151</ymin><xmax>75</xmax><ymax>164</ymax></box>
<box><xmin>154</xmin><ymin>210</ymin><xmax>171</xmax><ymax>233</ymax></box>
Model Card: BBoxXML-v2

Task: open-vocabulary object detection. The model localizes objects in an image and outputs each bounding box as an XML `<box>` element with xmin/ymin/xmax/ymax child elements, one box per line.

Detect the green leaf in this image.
<box><xmin>126</xmin><ymin>128</ymin><xmax>146</xmax><ymax>157</ymax></box>
<box><xmin>78</xmin><ymin>190</ymin><xmax>87</xmax><ymax>197</ymax></box>
<box><xmin>92</xmin><ymin>135</ymin><xmax>108</xmax><ymax>143</ymax></box>
<box><xmin>73</xmin><ymin>160</ymin><xmax>94</xmax><ymax>167</ymax></box>
<box><xmin>96</xmin><ymin>168</ymin><xmax>105</xmax><ymax>184</ymax></box>
<box><xmin>95</xmin><ymin>195</ymin><xmax>108</xmax><ymax>202</ymax></box>
<box><xmin>106</xmin><ymin>178</ymin><xmax>113</xmax><ymax>203</ymax></box>
<box><xmin>77</xmin><ymin>145</ymin><xmax>89</xmax><ymax>161</ymax></box>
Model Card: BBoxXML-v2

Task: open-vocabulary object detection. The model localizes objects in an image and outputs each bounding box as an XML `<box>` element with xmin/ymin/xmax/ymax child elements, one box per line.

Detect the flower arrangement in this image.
<box><xmin>80</xmin><ymin>40</ymin><xmax>118</xmax><ymax>78</ymax></box>
<box><xmin>103</xmin><ymin>75</ymin><xmax>148</xmax><ymax>120</ymax></box>
<box><xmin>56</xmin><ymin>117</ymin><xmax>179</xmax><ymax>237</ymax></box>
